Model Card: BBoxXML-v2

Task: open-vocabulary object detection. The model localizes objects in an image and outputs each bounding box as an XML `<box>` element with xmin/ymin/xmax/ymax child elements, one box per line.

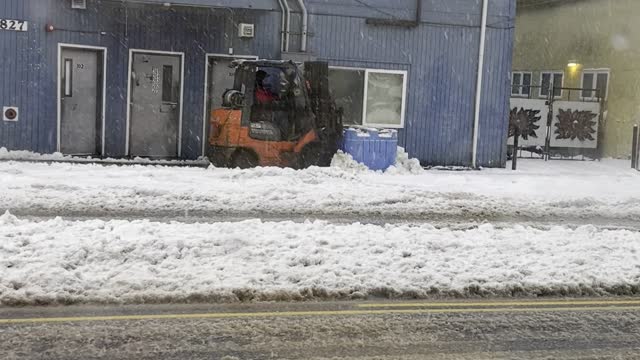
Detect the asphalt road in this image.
<box><xmin>2</xmin><ymin>299</ymin><xmax>640</xmax><ymax>359</ymax></box>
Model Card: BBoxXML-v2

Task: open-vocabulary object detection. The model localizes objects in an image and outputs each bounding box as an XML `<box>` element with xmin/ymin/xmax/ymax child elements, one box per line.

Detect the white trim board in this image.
<box><xmin>56</xmin><ymin>43</ymin><xmax>108</xmax><ymax>155</ymax></box>
<box><xmin>126</xmin><ymin>49</ymin><xmax>185</xmax><ymax>157</ymax></box>
<box><xmin>201</xmin><ymin>53</ymin><xmax>258</xmax><ymax>156</ymax></box>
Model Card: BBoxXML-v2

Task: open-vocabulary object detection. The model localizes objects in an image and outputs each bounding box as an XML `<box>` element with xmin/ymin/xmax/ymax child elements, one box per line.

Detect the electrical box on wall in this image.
<box><xmin>238</xmin><ymin>23</ymin><xmax>255</xmax><ymax>38</ymax></box>
<box><xmin>71</xmin><ymin>0</ymin><xmax>87</xmax><ymax>9</ymax></box>
<box><xmin>3</xmin><ymin>107</ymin><xmax>19</xmax><ymax>122</ymax></box>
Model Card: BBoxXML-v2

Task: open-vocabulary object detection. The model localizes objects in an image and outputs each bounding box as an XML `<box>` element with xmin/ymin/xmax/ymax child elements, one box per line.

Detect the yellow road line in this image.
<box><xmin>357</xmin><ymin>299</ymin><xmax>640</xmax><ymax>308</ymax></box>
<box><xmin>2</xmin><ymin>305</ymin><xmax>640</xmax><ymax>324</ymax></box>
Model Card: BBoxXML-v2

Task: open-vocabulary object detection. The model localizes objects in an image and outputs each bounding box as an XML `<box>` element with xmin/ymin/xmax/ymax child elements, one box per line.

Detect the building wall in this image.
<box><xmin>0</xmin><ymin>0</ymin><xmax>280</xmax><ymax>158</ymax></box>
<box><xmin>307</xmin><ymin>0</ymin><xmax>515</xmax><ymax>167</ymax></box>
<box><xmin>0</xmin><ymin>0</ymin><xmax>516</xmax><ymax>167</ymax></box>
<box><xmin>513</xmin><ymin>0</ymin><xmax>640</xmax><ymax>158</ymax></box>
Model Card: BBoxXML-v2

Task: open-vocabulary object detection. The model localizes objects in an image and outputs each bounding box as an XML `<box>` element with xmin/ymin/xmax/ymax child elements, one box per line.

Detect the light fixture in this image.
<box><xmin>567</xmin><ymin>60</ymin><xmax>579</xmax><ymax>68</ymax></box>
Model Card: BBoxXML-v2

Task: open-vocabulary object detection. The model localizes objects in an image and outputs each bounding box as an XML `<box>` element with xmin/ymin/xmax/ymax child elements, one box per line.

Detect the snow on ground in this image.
<box><xmin>0</xmin><ymin>147</ymin><xmax>208</xmax><ymax>166</ymax></box>
<box><xmin>0</xmin><ymin>153</ymin><xmax>638</xmax><ymax>221</ymax></box>
<box><xmin>1</xmin><ymin>212</ymin><xmax>639</xmax><ymax>305</ymax></box>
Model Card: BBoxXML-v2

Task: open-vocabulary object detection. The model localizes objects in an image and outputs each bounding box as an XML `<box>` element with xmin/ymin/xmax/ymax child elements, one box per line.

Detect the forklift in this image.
<box><xmin>207</xmin><ymin>60</ymin><xmax>343</xmax><ymax>168</ymax></box>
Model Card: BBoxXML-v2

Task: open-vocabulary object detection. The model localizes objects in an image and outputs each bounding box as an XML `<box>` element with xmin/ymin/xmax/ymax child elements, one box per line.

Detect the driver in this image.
<box><xmin>255</xmin><ymin>70</ymin><xmax>277</xmax><ymax>105</ymax></box>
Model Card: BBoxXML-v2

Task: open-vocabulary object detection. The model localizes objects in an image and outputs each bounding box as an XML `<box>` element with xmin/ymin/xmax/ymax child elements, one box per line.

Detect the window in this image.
<box><xmin>581</xmin><ymin>69</ymin><xmax>609</xmax><ymax>100</ymax></box>
<box><xmin>539</xmin><ymin>71</ymin><xmax>563</xmax><ymax>98</ymax></box>
<box><xmin>511</xmin><ymin>71</ymin><xmax>532</xmax><ymax>97</ymax></box>
<box><xmin>329</xmin><ymin>68</ymin><xmax>365</xmax><ymax>126</ymax></box>
<box><xmin>162</xmin><ymin>65</ymin><xmax>174</xmax><ymax>103</ymax></box>
<box><xmin>63</xmin><ymin>58</ymin><xmax>73</xmax><ymax>97</ymax></box>
<box><xmin>329</xmin><ymin>67</ymin><xmax>407</xmax><ymax>128</ymax></box>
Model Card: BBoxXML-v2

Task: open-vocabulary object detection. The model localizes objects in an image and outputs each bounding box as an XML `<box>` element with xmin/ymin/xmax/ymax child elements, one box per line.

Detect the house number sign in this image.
<box><xmin>0</xmin><ymin>19</ymin><xmax>28</xmax><ymax>32</ymax></box>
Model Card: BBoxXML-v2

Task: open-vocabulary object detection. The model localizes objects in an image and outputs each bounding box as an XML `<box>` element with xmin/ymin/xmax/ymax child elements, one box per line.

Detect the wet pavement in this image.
<box><xmin>1</xmin><ymin>299</ymin><xmax>640</xmax><ymax>359</ymax></box>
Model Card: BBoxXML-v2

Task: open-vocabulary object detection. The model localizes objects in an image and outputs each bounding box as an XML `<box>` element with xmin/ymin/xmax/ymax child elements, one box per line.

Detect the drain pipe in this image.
<box><xmin>282</xmin><ymin>0</ymin><xmax>291</xmax><ymax>52</ymax></box>
<box><xmin>296</xmin><ymin>0</ymin><xmax>308</xmax><ymax>52</ymax></box>
<box><xmin>472</xmin><ymin>0</ymin><xmax>489</xmax><ymax>168</ymax></box>
<box><xmin>276</xmin><ymin>0</ymin><xmax>287</xmax><ymax>52</ymax></box>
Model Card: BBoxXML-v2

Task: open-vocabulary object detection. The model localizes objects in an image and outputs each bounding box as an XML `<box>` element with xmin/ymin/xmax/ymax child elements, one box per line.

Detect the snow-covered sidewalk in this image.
<box><xmin>0</xmin><ymin>155</ymin><xmax>639</xmax><ymax>222</ymax></box>
<box><xmin>1</xmin><ymin>212</ymin><xmax>639</xmax><ymax>305</ymax></box>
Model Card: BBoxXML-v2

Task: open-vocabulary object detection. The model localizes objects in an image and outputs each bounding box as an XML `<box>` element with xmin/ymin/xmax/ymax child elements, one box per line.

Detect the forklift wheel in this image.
<box><xmin>300</xmin><ymin>142</ymin><xmax>323</xmax><ymax>168</ymax></box>
<box><xmin>230</xmin><ymin>149</ymin><xmax>259</xmax><ymax>169</ymax></box>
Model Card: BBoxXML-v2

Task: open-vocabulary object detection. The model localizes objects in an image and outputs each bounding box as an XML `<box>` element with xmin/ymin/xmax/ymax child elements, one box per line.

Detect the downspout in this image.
<box><xmin>277</xmin><ymin>0</ymin><xmax>287</xmax><ymax>52</ymax></box>
<box><xmin>282</xmin><ymin>0</ymin><xmax>291</xmax><ymax>52</ymax></box>
<box><xmin>296</xmin><ymin>0</ymin><xmax>308</xmax><ymax>52</ymax></box>
<box><xmin>472</xmin><ymin>0</ymin><xmax>489</xmax><ymax>168</ymax></box>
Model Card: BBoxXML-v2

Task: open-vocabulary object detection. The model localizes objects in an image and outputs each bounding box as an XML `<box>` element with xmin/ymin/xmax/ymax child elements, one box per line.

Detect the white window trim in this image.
<box><xmin>362</xmin><ymin>68</ymin><xmax>407</xmax><ymax>129</ymax></box>
<box><xmin>329</xmin><ymin>66</ymin><xmax>407</xmax><ymax>128</ymax></box>
<box><xmin>538</xmin><ymin>71</ymin><xmax>564</xmax><ymax>99</ymax></box>
<box><xmin>580</xmin><ymin>68</ymin><xmax>610</xmax><ymax>101</ymax></box>
<box><xmin>511</xmin><ymin>71</ymin><xmax>532</xmax><ymax>97</ymax></box>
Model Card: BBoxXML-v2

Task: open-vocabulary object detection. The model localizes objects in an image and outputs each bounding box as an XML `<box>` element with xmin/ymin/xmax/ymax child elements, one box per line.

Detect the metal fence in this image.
<box><xmin>509</xmin><ymin>84</ymin><xmax>605</xmax><ymax>165</ymax></box>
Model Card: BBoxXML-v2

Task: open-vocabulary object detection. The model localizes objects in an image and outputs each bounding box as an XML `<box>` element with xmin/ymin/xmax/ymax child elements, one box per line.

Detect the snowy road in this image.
<box><xmin>1</xmin><ymin>158</ymin><xmax>640</xmax><ymax>223</ymax></box>
<box><xmin>2</xmin><ymin>157</ymin><xmax>640</xmax><ymax>305</ymax></box>
<box><xmin>2</xmin><ymin>299</ymin><xmax>640</xmax><ymax>359</ymax></box>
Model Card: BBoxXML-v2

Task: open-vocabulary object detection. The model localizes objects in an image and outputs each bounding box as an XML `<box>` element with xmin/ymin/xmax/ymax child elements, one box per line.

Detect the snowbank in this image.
<box><xmin>386</xmin><ymin>147</ymin><xmax>424</xmax><ymax>175</ymax></box>
<box><xmin>0</xmin><ymin>147</ymin><xmax>66</xmax><ymax>161</ymax></box>
<box><xmin>1</xmin><ymin>213</ymin><xmax>639</xmax><ymax>305</ymax></box>
<box><xmin>0</xmin><ymin>147</ymin><xmax>208</xmax><ymax>166</ymax></box>
<box><xmin>330</xmin><ymin>147</ymin><xmax>423</xmax><ymax>174</ymax></box>
<box><xmin>330</xmin><ymin>150</ymin><xmax>370</xmax><ymax>173</ymax></box>
<box><xmin>1</xmin><ymin>157</ymin><xmax>639</xmax><ymax>222</ymax></box>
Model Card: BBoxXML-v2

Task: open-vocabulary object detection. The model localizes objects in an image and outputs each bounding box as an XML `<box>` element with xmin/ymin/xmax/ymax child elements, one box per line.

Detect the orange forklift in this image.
<box><xmin>207</xmin><ymin>60</ymin><xmax>343</xmax><ymax>168</ymax></box>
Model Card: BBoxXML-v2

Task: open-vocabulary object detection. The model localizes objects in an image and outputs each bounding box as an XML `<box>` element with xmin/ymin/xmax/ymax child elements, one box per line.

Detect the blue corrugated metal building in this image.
<box><xmin>0</xmin><ymin>0</ymin><xmax>515</xmax><ymax>167</ymax></box>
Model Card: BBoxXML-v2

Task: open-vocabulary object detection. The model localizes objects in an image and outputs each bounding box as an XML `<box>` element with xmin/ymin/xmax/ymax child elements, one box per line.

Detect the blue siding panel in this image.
<box><xmin>0</xmin><ymin>0</ymin><xmax>515</xmax><ymax>167</ymax></box>
<box><xmin>0</xmin><ymin>0</ymin><xmax>281</xmax><ymax>158</ymax></box>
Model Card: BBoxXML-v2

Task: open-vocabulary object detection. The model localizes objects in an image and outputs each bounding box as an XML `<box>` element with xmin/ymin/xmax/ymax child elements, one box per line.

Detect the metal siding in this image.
<box><xmin>125</xmin><ymin>0</ymin><xmax>279</xmax><ymax>11</ymax></box>
<box><xmin>0</xmin><ymin>0</ymin><xmax>280</xmax><ymax>158</ymax></box>
<box><xmin>309</xmin><ymin>2</ymin><xmax>512</xmax><ymax>166</ymax></box>
<box><xmin>0</xmin><ymin>0</ymin><xmax>37</xmax><ymax>152</ymax></box>
<box><xmin>477</xmin><ymin>27</ymin><xmax>513</xmax><ymax>167</ymax></box>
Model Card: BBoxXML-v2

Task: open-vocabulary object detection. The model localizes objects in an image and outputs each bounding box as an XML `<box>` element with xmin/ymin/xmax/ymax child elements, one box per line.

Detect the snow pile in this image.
<box><xmin>330</xmin><ymin>150</ymin><xmax>370</xmax><ymax>173</ymax></box>
<box><xmin>1</xmin><ymin>214</ymin><xmax>640</xmax><ymax>305</ymax></box>
<box><xmin>0</xmin><ymin>147</ymin><xmax>66</xmax><ymax>161</ymax></box>
<box><xmin>331</xmin><ymin>147</ymin><xmax>423</xmax><ymax>174</ymax></box>
<box><xmin>386</xmin><ymin>147</ymin><xmax>424</xmax><ymax>175</ymax></box>
<box><xmin>0</xmin><ymin>147</ymin><xmax>208</xmax><ymax>166</ymax></box>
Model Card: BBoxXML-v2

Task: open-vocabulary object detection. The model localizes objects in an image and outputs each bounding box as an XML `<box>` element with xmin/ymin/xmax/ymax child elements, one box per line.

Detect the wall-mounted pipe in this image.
<box><xmin>276</xmin><ymin>0</ymin><xmax>287</xmax><ymax>52</ymax></box>
<box><xmin>472</xmin><ymin>0</ymin><xmax>489</xmax><ymax>168</ymax></box>
<box><xmin>296</xmin><ymin>0</ymin><xmax>308</xmax><ymax>52</ymax></box>
<box><xmin>282</xmin><ymin>0</ymin><xmax>291</xmax><ymax>52</ymax></box>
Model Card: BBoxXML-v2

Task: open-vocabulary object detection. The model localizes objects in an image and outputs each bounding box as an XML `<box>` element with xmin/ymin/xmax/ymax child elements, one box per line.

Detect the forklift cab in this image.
<box><xmin>228</xmin><ymin>61</ymin><xmax>315</xmax><ymax>142</ymax></box>
<box><xmin>208</xmin><ymin>59</ymin><xmax>341</xmax><ymax>168</ymax></box>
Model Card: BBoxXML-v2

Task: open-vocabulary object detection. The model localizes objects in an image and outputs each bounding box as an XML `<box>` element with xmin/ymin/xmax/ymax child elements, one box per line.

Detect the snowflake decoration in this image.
<box><xmin>509</xmin><ymin>107</ymin><xmax>541</xmax><ymax>140</ymax></box>
<box><xmin>554</xmin><ymin>108</ymin><xmax>597</xmax><ymax>141</ymax></box>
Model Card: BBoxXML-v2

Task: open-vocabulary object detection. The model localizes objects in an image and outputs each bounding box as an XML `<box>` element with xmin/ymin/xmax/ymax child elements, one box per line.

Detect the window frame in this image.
<box><xmin>580</xmin><ymin>68</ymin><xmax>610</xmax><ymax>101</ymax></box>
<box><xmin>329</xmin><ymin>66</ymin><xmax>408</xmax><ymax>128</ymax></box>
<box><xmin>511</xmin><ymin>71</ymin><xmax>532</xmax><ymax>97</ymax></box>
<box><xmin>538</xmin><ymin>71</ymin><xmax>564</xmax><ymax>99</ymax></box>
